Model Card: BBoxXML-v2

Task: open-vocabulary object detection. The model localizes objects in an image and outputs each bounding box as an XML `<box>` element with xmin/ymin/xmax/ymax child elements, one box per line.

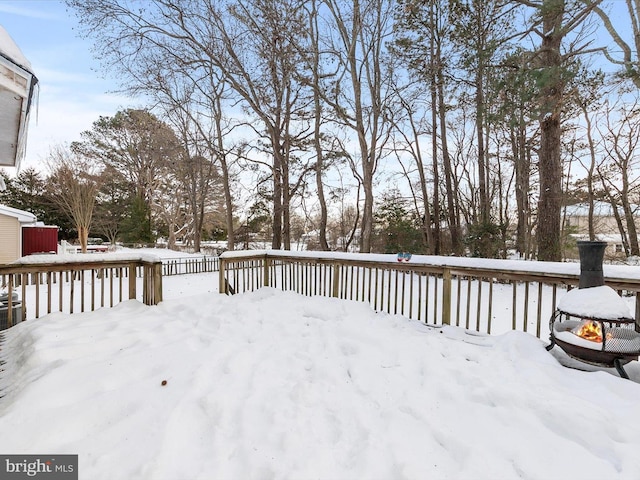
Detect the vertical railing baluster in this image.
<box><xmin>425</xmin><ymin>275</ymin><xmax>430</xmax><ymax>323</ymax></box>
<box><xmin>456</xmin><ymin>276</ymin><xmax>462</xmax><ymax>327</ymax></box>
<box><xmin>408</xmin><ymin>271</ymin><xmax>413</xmax><ymax>319</ymax></box>
<box><xmin>59</xmin><ymin>271</ymin><xmax>64</xmax><ymax>312</ymax></box>
<box><xmin>475</xmin><ymin>278</ymin><xmax>482</xmax><ymax>332</ymax></box>
<box><xmin>110</xmin><ymin>267</ymin><xmax>114</xmax><ymax>307</ymax></box>
<box><xmin>70</xmin><ymin>269</ymin><xmax>75</xmax><ymax>314</ymax></box>
<box><xmin>537</xmin><ymin>282</ymin><xmax>543</xmax><ymax>338</ymax></box>
<box><xmin>487</xmin><ymin>278</ymin><xmax>494</xmax><ymax>334</ymax></box>
<box><xmin>394</xmin><ymin>269</ymin><xmax>400</xmax><ymax>315</ymax></box>
<box><xmin>47</xmin><ymin>271</ymin><xmax>52</xmax><ymax>314</ymax></box>
<box><xmin>386</xmin><ymin>269</ymin><xmax>392</xmax><ymax>313</ymax></box>
<box><xmin>374</xmin><ymin>268</ymin><xmax>380</xmax><ymax>311</ymax></box>
<box><xmin>433</xmin><ymin>273</ymin><xmax>439</xmax><ymax>325</ymax></box>
<box><xmin>91</xmin><ymin>269</ymin><xmax>96</xmax><ymax>310</ymax></box>
<box><xmin>512</xmin><ymin>282</ymin><xmax>517</xmax><ymax>331</ymax></box>
<box><xmin>417</xmin><ymin>273</ymin><xmax>422</xmax><ymax>322</ymax></box>
<box><xmin>465</xmin><ymin>277</ymin><xmax>472</xmax><ymax>329</ymax></box>
<box><xmin>101</xmin><ymin>268</ymin><xmax>105</xmax><ymax>308</ymax></box>
<box><xmin>21</xmin><ymin>274</ymin><xmax>26</xmax><ymax>322</ymax></box>
<box><xmin>81</xmin><ymin>270</ymin><xmax>85</xmax><ymax>312</ymax></box>
<box><xmin>523</xmin><ymin>281</ymin><xmax>530</xmax><ymax>333</ymax></box>
<box><xmin>35</xmin><ymin>274</ymin><xmax>40</xmax><ymax>319</ymax></box>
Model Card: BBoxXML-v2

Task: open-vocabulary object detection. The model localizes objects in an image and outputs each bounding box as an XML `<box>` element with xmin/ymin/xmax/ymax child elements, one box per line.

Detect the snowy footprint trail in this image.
<box><xmin>1</xmin><ymin>288</ymin><xmax>640</xmax><ymax>479</ymax></box>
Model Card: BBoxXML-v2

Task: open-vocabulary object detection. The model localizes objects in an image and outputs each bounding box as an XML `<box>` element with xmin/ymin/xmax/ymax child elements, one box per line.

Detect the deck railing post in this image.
<box><xmin>129</xmin><ymin>263</ymin><xmax>137</xmax><ymax>300</ymax></box>
<box><xmin>219</xmin><ymin>257</ymin><xmax>227</xmax><ymax>294</ymax></box>
<box><xmin>153</xmin><ymin>262</ymin><xmax>163</xmax><ymax>304</ymax></box>
<box><xmin>264</xmin><ymin>255</ymin><xmax>271</xmax><ymax>287</ymax></box>
<box><xmin>332</xmin><ymin>262</ymin><xmax>341</xmax><ymax>298</ymax></box>
<box><xmin>442</xmin><ymin>268</ymin><xmax>452</xmax><ymax>326</ymax></box>
<box><xmin>141</xmin><ymin>261</ymin><xmax>162</xmax><ymax>305</ymax></box>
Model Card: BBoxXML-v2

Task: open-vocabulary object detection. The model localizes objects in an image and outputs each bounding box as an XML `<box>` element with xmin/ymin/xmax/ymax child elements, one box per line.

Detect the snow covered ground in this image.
<box><xmin>1</xmin><ymin>253</ymin><xmax>640</xmax><ymax>479</ymax></box>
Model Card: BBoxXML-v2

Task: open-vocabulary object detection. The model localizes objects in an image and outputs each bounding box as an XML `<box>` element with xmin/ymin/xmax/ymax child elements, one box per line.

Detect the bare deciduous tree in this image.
<box><xmin>598</xmin><ymin>93</ymin><xmax>640</xmax><ymax>256</ymax></box>
<box><xmin>323</xmin><ymin>0</ymin><xmax>395</xmax><ymax>253</ymax></box>
<box><xmin>47</xmin><ymin>145</ymin><xmax>100</xmax><ymax>253</ymax></box>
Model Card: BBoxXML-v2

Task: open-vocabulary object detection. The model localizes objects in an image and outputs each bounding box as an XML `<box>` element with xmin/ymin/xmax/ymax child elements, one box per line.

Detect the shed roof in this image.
<box><xmin>0</xmin><ymin>204</ymin><xmax>36</xmax><ymax>223</ymax></box>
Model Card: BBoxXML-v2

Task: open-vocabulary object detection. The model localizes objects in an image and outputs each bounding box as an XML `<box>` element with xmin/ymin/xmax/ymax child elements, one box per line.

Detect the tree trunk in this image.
<box><xmin>537</xmin><ymin>114</ymin><xmax>563</xmax><ymax>261</ymax></box>
<box><xmin>78</xmin><ymin>225</ymin><xmax>89</xmax><ymax>253</ymax></box>
<box><xmin>620</xmin><ymin>174</ymin><xmax>640</xmax><ymax>255</ymax></box>
<box><xmin>512</xmin><ymin>122</ymin><xmax>530</xmax><ymax>257</ymax></box>
<box><xmin>282</xmin><ymin>156</ymin><xmax>291</xmax><ymax>251</ymax></box>
<box><xmin>429</xmin><ymin>4</ymin><xmax>441</xmax><ymax>255</ymax></box>
<box><xmin>272</xmin><ymin>145</ymin><xmax>283</xmax><ymax>249</ymax></box>
<box><xmin>438</xmin><ymin>68</ymin><xmax>460</xmax><ymax>255</ymax></box>
<box><xmin>476</xmin><ymin>62</ymin><xmax>489</xmax><ymax>227</ymax></box>
<box><xmin>309</xmin><ymin>0</ymin><xmax>329</xmax><ymax>251</ymax></box>
<box><xmin>536</xmin><ymin>1</ymin><xmax>565</xmax><ymax>262</ymax></box>
<box><xmin>407</xmin><ymin>104</ymin><xmax>433</xmax><ymax>253</ymax></box>
<box><xmin>581</xmin><ymin>104</ymin><xmax>597</xmax><ymax>241</ymax></box>
<box><xmin>360</xmin><ymin>164</ymin><xmax>375</xmax><ymax>252</ymax></box>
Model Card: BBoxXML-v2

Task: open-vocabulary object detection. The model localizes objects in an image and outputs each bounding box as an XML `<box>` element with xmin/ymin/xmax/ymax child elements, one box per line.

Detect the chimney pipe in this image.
<box><xmin>577</xmin><ymin>240</ymin><xmax>607</xmax><ymax>289</ymax></box>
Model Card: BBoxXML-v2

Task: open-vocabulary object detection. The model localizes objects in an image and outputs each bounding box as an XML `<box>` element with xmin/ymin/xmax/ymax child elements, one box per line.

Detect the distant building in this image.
<box><xmin>563</xmin><ymin>201</ymin><xmax>640</xmax><ymax>258</ymax></box>
<box><xmin>0</xmin><ymin>204</ymin><xmax>36</xmax><ymax>263</ymax></box>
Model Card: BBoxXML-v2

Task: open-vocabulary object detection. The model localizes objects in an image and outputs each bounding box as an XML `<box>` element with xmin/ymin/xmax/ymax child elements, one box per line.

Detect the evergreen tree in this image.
<box><xmin>373</xmin><ymin>190</ymin><xmax>425</xmax><ymax>254</ymax></box>
<box><xmin>120</xmin><ymin>195</ymin><xmax>154</xmax><ymax>245</ymax></box>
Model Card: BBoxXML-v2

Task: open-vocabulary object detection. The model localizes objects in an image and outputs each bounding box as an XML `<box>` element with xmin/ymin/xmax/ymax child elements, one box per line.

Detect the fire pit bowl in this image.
<box><xmin>547</xmin><ymin>285</ymin><xmax>639</xmax><ymax>379</ymax></box>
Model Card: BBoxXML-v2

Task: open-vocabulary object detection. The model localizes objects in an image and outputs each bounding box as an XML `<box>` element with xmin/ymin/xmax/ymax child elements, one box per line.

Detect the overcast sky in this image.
<box><xmin>0</xmin><ymin>0</ymin><xmax>137</xmax><ymax>173</ymax></box>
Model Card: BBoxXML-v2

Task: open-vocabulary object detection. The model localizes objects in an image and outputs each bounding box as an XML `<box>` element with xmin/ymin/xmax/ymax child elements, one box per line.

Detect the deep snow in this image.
<box><xmin>1</xmin><ymin>253</ymin><xmax>640</xmax><ymax>479</ymax></box>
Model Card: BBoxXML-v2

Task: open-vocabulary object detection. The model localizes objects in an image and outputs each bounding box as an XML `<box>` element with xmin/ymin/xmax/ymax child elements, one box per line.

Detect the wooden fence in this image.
<box><xmin>161</xmin><ymin>256</ymin><xmax>219</xmax><ymax>276</ymax></box>
<box><xmin>219</xmin><ymin>251</ymin><xmax>640</xmax><ymax>339</ymax></box>
<box><xmin>0</xmin><ymin>257</ymin><xmax>163</xmax><ymax>328</ymax></box>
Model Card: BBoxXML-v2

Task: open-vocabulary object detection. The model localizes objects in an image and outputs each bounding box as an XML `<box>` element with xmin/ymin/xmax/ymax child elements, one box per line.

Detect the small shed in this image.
<box><xmin>0</xmin><ymin>204</ymin><xmax>36</xmax><ymax>264</ymax></box>
<box><xmin>22</xmin><ymin>225</ymin><xmax>58</xmax><ymax>256</ymax></box>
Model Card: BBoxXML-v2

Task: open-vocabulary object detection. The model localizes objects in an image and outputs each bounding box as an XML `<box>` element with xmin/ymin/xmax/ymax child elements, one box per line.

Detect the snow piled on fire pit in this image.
<box><xmin>557</xmin><ymin>285</ymin><xmax>633</xmax><ymax>320</ymax></box>
<box><xmin>1</xmin><ymin>282</ymin><xmax>640</xmax><ymax>479</ymax></box>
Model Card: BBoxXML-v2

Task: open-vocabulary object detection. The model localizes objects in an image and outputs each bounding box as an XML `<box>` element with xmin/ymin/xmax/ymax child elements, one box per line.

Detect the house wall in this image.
<box><xmin>564</xmin><ymin>215</ymin><xmax>622</xmax><ymax>235</ymax></box>
<box><xmin>0</xmin><ymin>213</ymin><xmax>20</xmax><ymax>264</ymax></box>
<box><xmin>563</xmin><ymin>207</ymin><xmax>640</xmax><ymax>259</ymax></box>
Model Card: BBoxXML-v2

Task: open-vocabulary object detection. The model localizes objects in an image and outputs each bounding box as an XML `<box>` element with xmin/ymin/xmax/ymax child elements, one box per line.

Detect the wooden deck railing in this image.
<box><xmin>0</xmin><ymin>255</ymin><xmax>163</xmax><ymax>328</ymax></box>
<box><xmin>219</xmin><ymin>251</ymin><xmax>640</xmax><ymax>338</ymax></box>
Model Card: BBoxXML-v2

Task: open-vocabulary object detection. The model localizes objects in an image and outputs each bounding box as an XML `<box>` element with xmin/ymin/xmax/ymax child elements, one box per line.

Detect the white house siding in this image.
<box><xmin>0</xmin><ymin>213</ymin><xmax>20</xmax><ymax>263</ymax></box>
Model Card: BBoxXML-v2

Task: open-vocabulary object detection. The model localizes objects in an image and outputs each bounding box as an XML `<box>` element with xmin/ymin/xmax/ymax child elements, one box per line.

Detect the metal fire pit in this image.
<box><xmin>546</xmin><ymin>241</ymin><xmax>640</xmax><ymax>379</ymax></box>
<box><xmin>547</xmin><ymin>309</ymin><xmax>640</xmax><ymax>379</ymax></box>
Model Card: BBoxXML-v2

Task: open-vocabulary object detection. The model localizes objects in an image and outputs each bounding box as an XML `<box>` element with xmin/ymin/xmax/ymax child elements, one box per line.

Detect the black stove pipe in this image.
<box><xmin>577</xmin><ymin>240</ymin><xmax>607</xmax><ymax>289</ymax></box>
